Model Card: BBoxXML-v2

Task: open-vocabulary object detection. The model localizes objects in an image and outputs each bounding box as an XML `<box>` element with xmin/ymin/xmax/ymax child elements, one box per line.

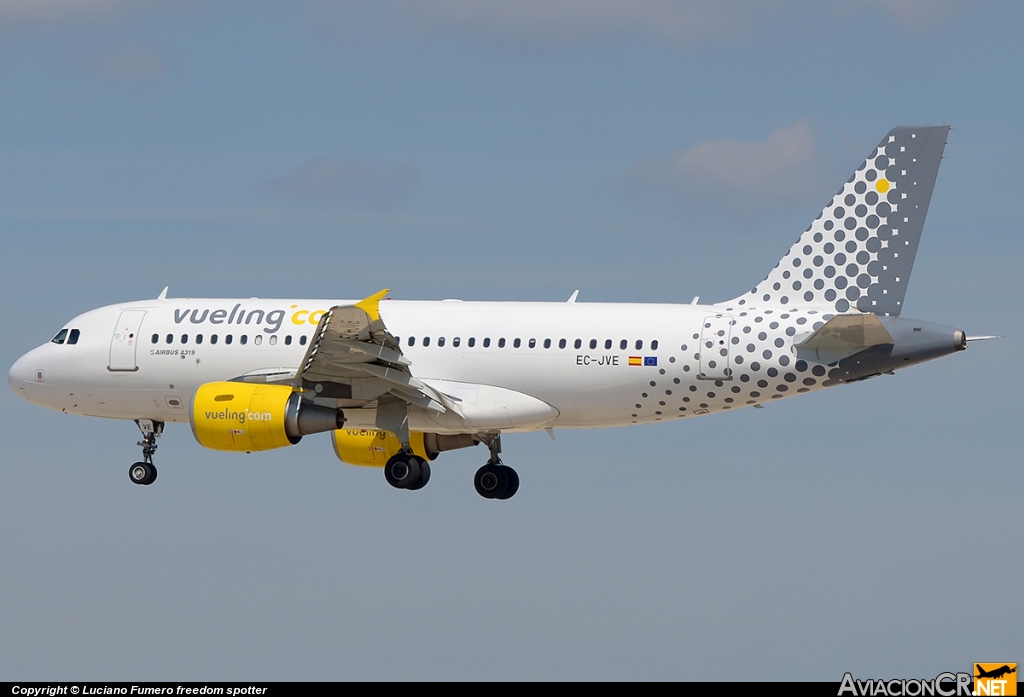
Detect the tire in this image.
<box><xmin>129</xmin><ymin>462</ymin><xmax>155</xmax><ymax>486</ymax></box>
<box><xmin>407</xmin><ymin>458</ymin><xmax>431</xmax><ymax>491</ymax></box>
<box><xmin>384</xmin><ymin>454</ymin><xmax>421</xmax><ymax>489</ymax></box>
<box><xmin>497</xmin><ymin>466</ymin><xmax>519</xmax><ymax>500</ymax></box>
<box><xmin>474</xmin><ymin>463</ymin><xmax>508</xmax><ymax>499</ymax></box>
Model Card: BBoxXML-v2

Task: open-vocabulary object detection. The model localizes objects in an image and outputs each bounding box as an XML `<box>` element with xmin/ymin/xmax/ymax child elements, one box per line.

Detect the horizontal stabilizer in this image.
<box><xmin>795</xmin><ymin>314</ymin><xmax>894</xmax><ymax>364</ymax></box>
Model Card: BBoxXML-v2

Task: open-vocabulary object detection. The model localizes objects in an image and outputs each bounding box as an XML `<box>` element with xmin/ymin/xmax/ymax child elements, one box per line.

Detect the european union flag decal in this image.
<box><xmin>644</xmin><ymin>356</ymin><xmax>658</xmax><ymax>367</ymax></box>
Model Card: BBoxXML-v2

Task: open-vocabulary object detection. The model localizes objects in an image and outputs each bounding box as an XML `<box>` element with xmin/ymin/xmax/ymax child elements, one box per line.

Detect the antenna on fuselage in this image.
<box><xmin>567</xmin><ymin>290</ymin><xmax>579</xmax><ymax>303</ymax></box>
<box><xmin>157</xmin><ymin>286</ymin><xmax>169</xmax><ymax>300</ymax></box>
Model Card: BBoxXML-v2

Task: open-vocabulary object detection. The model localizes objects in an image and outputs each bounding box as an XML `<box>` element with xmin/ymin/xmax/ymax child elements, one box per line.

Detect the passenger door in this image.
<box><xmin>109</xmin><ymin>310</ymin><xmax>147</xmax><ymax>372</ymax></box>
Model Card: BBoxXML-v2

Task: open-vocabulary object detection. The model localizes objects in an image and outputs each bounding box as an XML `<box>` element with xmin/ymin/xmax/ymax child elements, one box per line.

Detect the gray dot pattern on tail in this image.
<box><xmin>734</xmin><ymin>126</ymin><xmax>949</xmax><ymax>317</ymax></box>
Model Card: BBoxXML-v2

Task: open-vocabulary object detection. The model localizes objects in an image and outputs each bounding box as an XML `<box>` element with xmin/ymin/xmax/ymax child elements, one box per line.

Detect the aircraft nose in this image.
<box><xmin>9</xmin><ymin>351</ymin><xmax>35</xmax><ymax>398</ymax></box>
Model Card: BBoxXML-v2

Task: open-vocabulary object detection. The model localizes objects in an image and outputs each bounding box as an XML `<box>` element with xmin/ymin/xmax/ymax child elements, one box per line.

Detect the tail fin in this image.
<box><xmin>727</xmin><ymin>125</ymin><xmax>949</xmax><ymax>316</ymax></box>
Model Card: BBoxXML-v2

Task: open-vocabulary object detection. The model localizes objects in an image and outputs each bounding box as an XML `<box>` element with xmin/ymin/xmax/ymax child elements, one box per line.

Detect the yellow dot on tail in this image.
<box><xmin>876</xmin><ymin>179</ymin><xmax>891</xmax><ymax>193</ymax></box>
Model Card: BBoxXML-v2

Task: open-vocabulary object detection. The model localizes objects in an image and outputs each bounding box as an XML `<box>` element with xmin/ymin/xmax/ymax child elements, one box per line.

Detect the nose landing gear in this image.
<box><xmin>129</xmin><ymin>419</ymin><xmax>163</xmax><ymax>486</ymax></box>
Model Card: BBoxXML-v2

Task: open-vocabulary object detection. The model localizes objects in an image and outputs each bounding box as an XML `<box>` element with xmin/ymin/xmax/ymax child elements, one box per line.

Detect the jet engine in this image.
<box><xmin>191</xmin><ymin>382</ymin><xmax>342</xmax><ymax>452</ymax></box>
<box><xmin>333</xmin><ymin>428</ymin><xmax>479</xmax><ymax>467</ymax></box>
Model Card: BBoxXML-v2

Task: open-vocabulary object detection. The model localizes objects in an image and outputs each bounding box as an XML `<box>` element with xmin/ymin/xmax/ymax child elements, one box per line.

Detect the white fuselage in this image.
<box><xmin>8</xmin><ymin>296</ymin><xmax>838</xmax><ymax>434</ymax></box>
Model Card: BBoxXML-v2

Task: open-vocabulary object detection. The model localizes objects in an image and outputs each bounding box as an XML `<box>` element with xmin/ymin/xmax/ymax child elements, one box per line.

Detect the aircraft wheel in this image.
<box><xmin>407</xmin><ymin>458</ymin><xmax>431</xmax><ymax>491</ymax></box>
<box><xmin>129</xmin><ymin>461</ymin><xmax>157</xmax><ymax>486</ymax></box>
<box><xmin>496</xmin><ymin>466</ymin><xmax>519</xmax><ymax>500</ymax></box>
<box><xmin>474</xmin><ymin>463</ymin><xmax>508</xmax><ymax>499</ymax></box>
<box><xmin>384</xmin><ymin>453</ymin><xmax>421</xmax><ymax>490</ymax></box>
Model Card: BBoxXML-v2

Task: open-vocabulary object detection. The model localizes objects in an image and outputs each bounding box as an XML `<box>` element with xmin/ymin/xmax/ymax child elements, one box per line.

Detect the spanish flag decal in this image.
<box><xmin>628</xmin><ymin>356</ymin><xmax>642</xmax><ymax>366</ymax></box>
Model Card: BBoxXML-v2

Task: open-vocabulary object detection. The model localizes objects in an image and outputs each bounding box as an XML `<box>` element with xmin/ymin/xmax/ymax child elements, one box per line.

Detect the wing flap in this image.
<box><xmin>295</xmin><ymin>289</ymin><xmax>447</xmax><ymax>414</ymax></box>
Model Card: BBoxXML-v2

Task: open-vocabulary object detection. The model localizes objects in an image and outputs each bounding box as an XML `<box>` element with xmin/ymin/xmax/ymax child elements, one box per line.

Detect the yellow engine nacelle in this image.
<box><xmin>332</xmin><ymin>429</ymin><xmax>481</xmax><ymax>467</ymax></box>
<box><xmin>332</xmin><ymin>429</ymin><xmax>431</xmax><ymax>467</ymax></box>
<box><xmin>191</xmin><ymin>382</ymin><xmax>342</xmax><ymax>452</ymax></box>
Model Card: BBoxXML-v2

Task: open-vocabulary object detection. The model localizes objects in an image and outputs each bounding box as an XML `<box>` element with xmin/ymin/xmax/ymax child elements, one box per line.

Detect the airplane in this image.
<box><xmin>975</xmin><ymin>665</ymin><xmax>1016</xmax><ymax>680</ymax></box>
<box><xmin>8</xmin><ymin>125</ymin><xmax>991</xmax><ymax>499</ymax></box>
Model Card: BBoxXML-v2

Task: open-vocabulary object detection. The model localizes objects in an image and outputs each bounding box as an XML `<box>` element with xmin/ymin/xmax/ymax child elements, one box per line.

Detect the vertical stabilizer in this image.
<box><xmin>727</xmin><ymin>126</ymin><xmax>949</xmax><ymax>316</ymax></box>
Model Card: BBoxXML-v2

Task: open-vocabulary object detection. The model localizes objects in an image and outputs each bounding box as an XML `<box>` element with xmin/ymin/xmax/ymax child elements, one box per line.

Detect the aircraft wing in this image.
<box><xmin>294</xmin><ymin>289</ymin><xmax>448</xmax><ymax>413</ymax></box>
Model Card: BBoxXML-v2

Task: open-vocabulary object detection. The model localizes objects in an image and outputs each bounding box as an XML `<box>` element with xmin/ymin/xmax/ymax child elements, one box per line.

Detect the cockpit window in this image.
<box><xmin>51</xmin><ymin>329</ymin><xmax>68</xmax><ymax>345</ymax></box>
<box><xmin>68</xmin><ymin>329</ymin><xmax>80</xmax><ymax>345</ymax></box>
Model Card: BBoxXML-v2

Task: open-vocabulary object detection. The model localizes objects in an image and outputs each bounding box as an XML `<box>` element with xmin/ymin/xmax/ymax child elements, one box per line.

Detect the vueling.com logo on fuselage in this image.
<box><xmin>203</xmin><ymin>408</ymin><xmax>273</xmax><ymax>424</ymax></box>
<box><xmin>173</xmin><ymin>303</ymin><xmax>328</xmax><ymax>334</ymax></box>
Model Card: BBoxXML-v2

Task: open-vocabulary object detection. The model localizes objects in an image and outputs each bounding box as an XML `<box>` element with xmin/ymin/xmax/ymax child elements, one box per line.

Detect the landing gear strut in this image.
<box><xmin>378</xmin><ymin>394</ymin><xmax>431</xmax><ymax>491</ymax></box>
<box><xmin>129</xmin><ymin>419</ymin><xmax>163</xmax><ymax>486</ymax></box>
<box><xmin>474</xmin><ymin>433</ymin><xmax>518</xmax><ymax>500</ymax></box>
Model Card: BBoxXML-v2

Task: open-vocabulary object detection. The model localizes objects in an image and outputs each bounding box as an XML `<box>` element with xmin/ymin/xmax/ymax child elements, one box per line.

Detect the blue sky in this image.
<box><xmin>1</xmin><ymin>0</ymin><xmax>1021</xmax><ymax>680</ymax></box>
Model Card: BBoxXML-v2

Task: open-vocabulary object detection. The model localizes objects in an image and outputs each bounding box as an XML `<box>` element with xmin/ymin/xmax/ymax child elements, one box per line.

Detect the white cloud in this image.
<box><xmin>0</xmin><ymin>0</ymin><xmax>135</xmax><ymax>25</ymax></box>
<box><xmin>312</xmin><ymin>0</ymin><xmax>961</xmax><ymax>45</ymax></box>
<box><xmin>259</xmin><ymin>156</ymin><xmax>421</xmax><ymax>209</ymax></box>
<box><xmin>85</xmin><ymin>45</ymin><xmax>162</xmax><ymax>81</ymax></box>
<box><xmin>311</xmin><ymin>0</ymin><xmax>777</xmax><ymax>45</ymax></box>
<box><xmin>845</xmin><ymin>0</ymin><xmax>961</xmax><ymax>27</ymax></box>
<box><xmin>615</xmin><ymin>121</ymin><xmax>823</xmax><ymax>212</ymax></box>
<box><xmin>0</xmin><ymin>0</ymin><xmax>194</xmax><ymax>31</ymax></box>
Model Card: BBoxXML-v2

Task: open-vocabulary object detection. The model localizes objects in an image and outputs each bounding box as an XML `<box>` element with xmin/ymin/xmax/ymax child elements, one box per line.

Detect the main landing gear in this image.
<box><xmin>474</xmin><ymin>433</ymin><xmax>519</xmax><ymax>500</ymax></box>
<box><xmin>129</xmin><ymin>419</ymin><xmax>163</xmax><ymax>486</ymax></box>
<box><xmin>382</xmin><ymin>432</ymin><xmax>520</xmax><ymax>500</ymax></box>
<box><xmin>384</xmin><ymin>452</ymin><xmax>431</xmax><ymax>491</ymax></box>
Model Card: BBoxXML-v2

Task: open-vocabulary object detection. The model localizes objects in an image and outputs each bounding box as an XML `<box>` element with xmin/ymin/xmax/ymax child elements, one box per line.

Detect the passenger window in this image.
<box><xmin>300</xmin><ymin>335</ymin><xmax>307</xmax><ymax>346</ymax></box>
<box><xmin>423</xmin><ymin>337</ymin><xmax>431</xmax><ymax>347</ymax></box>
<box><xmin>652</xmin><ymin>340</ymin><xmax>659</xmax><ymax>350</ymax></box>
<box><xmin>166</xmin><ymin>334</ymin><xmax>173</xmax><ymax>344</ymax></box>
<box><xmin>211</xmin><ymin>335</ymin><xmax>219</xmax><ymax>345</ymax></box>
<box><xmin>254</xmin><ymin>335</ymin><xmax>263</xmax><ymax>346</ymax></box>
<box><xmin>268</xmin><ymin>335</ymin><xmax>276</xmax><ymax>346</ymax></box>
<box><xmin>589</xmin><ymin>339</ymin><xmax>597</xmax><ymax>350</ymax></box>
<box><xmin>604</xmin><ymin>339</ymin><xmax>612</xmax><ymax>350</ymax></box>
<box><xmin>483</xmin><ymin>338</ymin><xmax>491</xmax><ymax>348</ymax></box>
<box><xmin>574</xmin><ymin>339</ymin><xmax>582</xmax><ymax>349</ymax></box>
<box><xmin>67</xmin><ymin>329</ymin><xmax>80</xmax><ymax>345</ymax></box>
<box><xmin>620</xmin><ymin>339</ymin><xmax>627</xmax><ymax>350</ymax></box>
<box><xmin>468</xmin><ymin>338</ymin><xmax>476</xmax><ymax>347</ymax></box>
<box><xmin>513</xmin><ymin>338</ymin><xmax>521</xmax><ymax>348</ymax></box>
<box><xmin>559</xmin><ymin>339</ymin><xmax>566</xmax><ymax>349</ymax></box>
<box><xmin>151</xmin><ymin>334</ymin><xmax>159</xmax><ymax>344</ymax></box>
<box><xmin>51</xmin><ymin>329</ymin><xmax>68</xmax><ymax>345</ymax></box>
<box><xmin>498</xmin><ymin>338</ymin><xmax>506</xmax><ymax>348</ymax></box>
<box><xmin>437</xmin><ymin>337</ymin><xmax>445</xmax><ymax>347</ymax></box>
<box><xmin>408</xmin><ymin>337</ymin><xmax>416</xmax><ymax>347</ymax></box>
<box><xmin>225</xmin><ymin>335</ymin><xmax>233</xmax><ymax>345</ymax></box>
<box><xmin>196</xmin><ymin>334</ymin><xmax>204</xmax><ymax>344</ymax></box>
<box><xmin>181</xmin><ymin>335</ymin><xmax>188</xmax><ymax>344</ymax></box>
<box><xmin>240</xmin><ymin>335</ymin><xmax>248</xmax><ymax>345</ymax></box>
<box><xmin>285</xmin><ymin>335</ymin><xmax>292</xmax><ymax>345</ymax></box>
<box><xmin>544</xmin><ymin>338</ymin><xmax>551</xmax><ymax>349</ymax></box>
<box><xmin>528</xmin><ymin>338</ymin><xmax>536</xmax><ymax>348</ymax></box>
<box><xmin>453</xmin><ymin>337</ymin><xmax>461</xmax><ymax>348</ymax></box>
<box><xmin>636</xmin><ymin>339</ymin><xmax>643</xmax><ymax>350</ymax></box>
